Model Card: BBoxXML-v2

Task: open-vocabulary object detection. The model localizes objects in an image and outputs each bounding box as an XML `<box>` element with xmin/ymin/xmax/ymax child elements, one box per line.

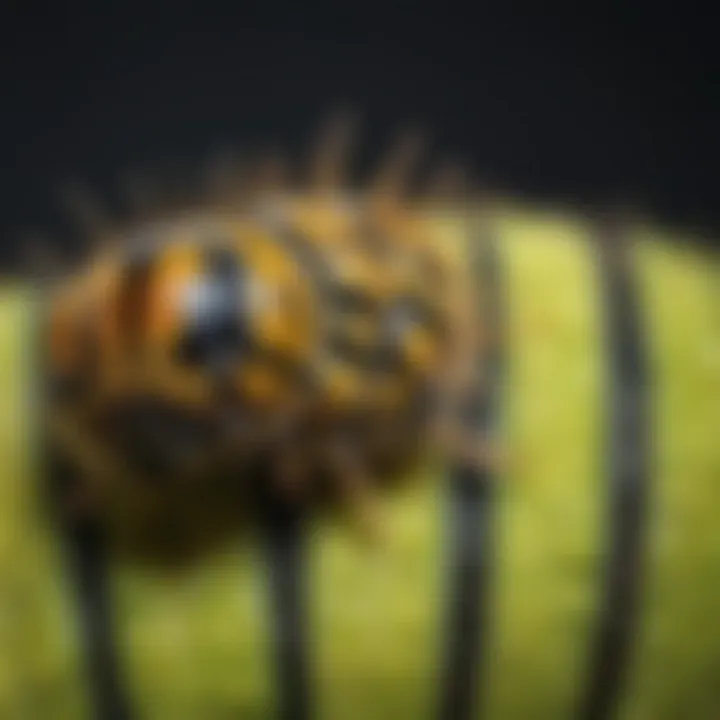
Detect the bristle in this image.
<box><xmin>120</xmin><ymin>172</ymin><xmax>162</xmax><ymax>222</ymax></box>
<box><xmin>20</xmin><ymin>234</ymin><xmax>65</xmax><ymax>282</ymax></box>
<box><xmin>247</xmin><ymin>150</ymin><xmax>289</xmax><ymax>200</ymax></box>
<box><xmin>370</xmin><ymin>128</ymin><xmax>426</xmax><ymax>200</ymax></box>
<box><xmin>202</xmin><ymin>150</ymin><xmax>244</xmax><ymax>208</ymax></box>
<box><xmin>310</xmin><ymin>110</ymin><xmax>358</xmax><ymax>192</ymax></box>
<box><xmin>61</xmin><ymin>182</ymin><xmax>110</xmax><ymax>240</ymax></box>
<box><xmin>133</xmin><ymin>164</ymin><xmax>181</xmax><ymax>221</ymax></box>
<box><xmin>424</xmin><ymin>161</ymin><xmax>469</xmax><ymax>205</ymax></box>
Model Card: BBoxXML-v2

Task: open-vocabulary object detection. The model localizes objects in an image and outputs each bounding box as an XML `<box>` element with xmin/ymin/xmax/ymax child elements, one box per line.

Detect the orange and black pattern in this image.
<box><xmin>41</xmin><ymin>139</ymin><xmax>478</xmax><ymax>561</ymax></box>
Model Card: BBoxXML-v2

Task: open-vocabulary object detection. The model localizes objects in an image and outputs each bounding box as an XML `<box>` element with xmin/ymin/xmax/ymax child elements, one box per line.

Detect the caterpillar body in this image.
<box><xmin>40</xmin><ymin>128</ymin><xmax>490</xmax><ymax>564</ymax></box>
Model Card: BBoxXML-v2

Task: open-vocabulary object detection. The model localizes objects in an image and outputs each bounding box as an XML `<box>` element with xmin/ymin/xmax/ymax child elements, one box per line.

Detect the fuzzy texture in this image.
<box><xmin>43</xmin><ymin>183</ymin><xmax>486</xmax><ymax>563</ymax></box>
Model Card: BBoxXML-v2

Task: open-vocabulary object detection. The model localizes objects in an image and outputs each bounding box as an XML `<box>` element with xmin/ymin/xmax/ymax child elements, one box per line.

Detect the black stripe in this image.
<box><xmin>577</xmin><ymin>213</ymin><xmax>650</xmax><ymax>720</ymax></box>
<box><xmin>259</xmin><ymin>215</ymin><xmax>332</xmax><ymax>292</ymax></box>
<box><xmin>330</xmin><ymin>282</ymin><xmax>380</xmax><ymax>314</ymax></box>
<box><xmin>257</xmin><ymin>215</ymin><xmax>355</xmax><ymax>378</ymax></box>
<box><xmin>259</xmin><ymin>212</ymin><xmax>443</xmax><ymax>371</ymax></box>
<box><xmin>438</xmin><ymin>216</ymin><xmax>503</xmax><ymax>720</ymax></box>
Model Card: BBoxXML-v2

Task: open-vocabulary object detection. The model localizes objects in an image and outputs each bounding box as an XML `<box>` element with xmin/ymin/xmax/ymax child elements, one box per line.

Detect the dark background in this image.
<box><xmin>2</xmin><ymin>1</ymin><xmax>719</xmax><ymax>261</ymax></box>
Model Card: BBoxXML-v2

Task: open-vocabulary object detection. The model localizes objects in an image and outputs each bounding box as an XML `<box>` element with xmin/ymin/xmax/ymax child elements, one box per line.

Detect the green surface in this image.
<box><xmin>0</xmin><ymin>210</ymin><xmax>717</xmax><ymax>719</ymax></box>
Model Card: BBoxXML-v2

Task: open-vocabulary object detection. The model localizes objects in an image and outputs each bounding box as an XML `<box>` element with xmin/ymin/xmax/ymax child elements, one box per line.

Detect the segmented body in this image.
<box><xmin>45</xmin><ymin>191</ymin><xmax>476</xmax><ymax>561</ymax></box>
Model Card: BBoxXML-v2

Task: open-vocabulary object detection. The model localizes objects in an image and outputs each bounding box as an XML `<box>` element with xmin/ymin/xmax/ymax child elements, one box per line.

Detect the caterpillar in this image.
<box><xmin>37</xmin><ymin>116</ymin><xmax>496</xmax><ymax>565</ymax></box>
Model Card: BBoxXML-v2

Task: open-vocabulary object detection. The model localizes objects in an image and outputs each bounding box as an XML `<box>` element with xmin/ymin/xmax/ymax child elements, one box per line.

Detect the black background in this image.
<box><xmin>2</xmin><ymin>1</ymin><xmax>719</xmax><ymax>260</ymax></box>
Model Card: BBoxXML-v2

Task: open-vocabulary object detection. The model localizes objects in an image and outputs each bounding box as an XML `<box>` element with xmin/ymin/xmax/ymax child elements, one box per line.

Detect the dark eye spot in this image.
<box><xmin>177</xmin><ymin>246</ymin><xmax>248</xmax><ymax>377</ymax></box>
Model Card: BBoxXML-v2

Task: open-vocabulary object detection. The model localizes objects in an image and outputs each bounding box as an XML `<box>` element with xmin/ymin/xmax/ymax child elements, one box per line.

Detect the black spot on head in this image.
<box><xmin>177</xmin><ymin>245</ymin><xmax>249</xmax><ymax>382</ymax></box>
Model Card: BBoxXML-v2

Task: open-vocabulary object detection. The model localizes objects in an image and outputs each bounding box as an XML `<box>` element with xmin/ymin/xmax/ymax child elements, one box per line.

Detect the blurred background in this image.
<box><xmin>1</xmin><ymin>1</ymin><xmax>720</xmax><ymax>253</ymax></box>
<box><xmin>0</xmin><ymin>2</ymin><xmax>718</xmax><ymax>719</ymax></box>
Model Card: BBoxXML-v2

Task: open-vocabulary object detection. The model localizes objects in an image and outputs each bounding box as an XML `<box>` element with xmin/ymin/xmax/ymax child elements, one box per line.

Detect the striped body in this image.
<box><xmin>45</xmin><ymin>194</ymin><xmax>462</xmax><ymax>558</ymax></box>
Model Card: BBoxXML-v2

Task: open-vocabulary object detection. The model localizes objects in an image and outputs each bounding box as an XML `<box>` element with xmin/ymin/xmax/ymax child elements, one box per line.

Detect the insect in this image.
<box><xmin>28</xmin><ymin>116</ymin><xmax>503</xmax><ymax>720</ymax></box>
<box><xmin>40</xmin><ymin>118</ymin><xmax>497</xmax><ymax>562</ymax></box>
